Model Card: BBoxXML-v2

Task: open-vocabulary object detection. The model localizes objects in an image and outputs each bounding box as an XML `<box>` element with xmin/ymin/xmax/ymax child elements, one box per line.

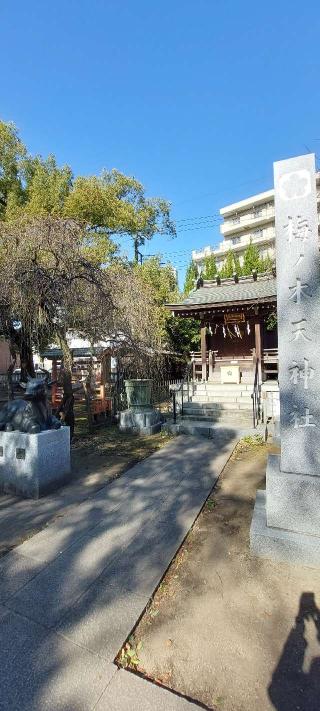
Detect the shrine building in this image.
<box><xmin>167</xmin><ymin>271</ymin><xmax>277</xmax><ymax>385</ymax></box>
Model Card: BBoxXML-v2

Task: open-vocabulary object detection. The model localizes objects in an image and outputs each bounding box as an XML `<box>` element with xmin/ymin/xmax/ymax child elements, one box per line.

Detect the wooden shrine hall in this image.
<box><xmin>167</xmin><ymin>272</ymin><xmax>278</xmax><ymax>384</ymax></box>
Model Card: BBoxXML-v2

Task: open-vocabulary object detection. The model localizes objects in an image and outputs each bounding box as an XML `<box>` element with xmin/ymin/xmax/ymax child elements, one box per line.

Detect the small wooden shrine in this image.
<box><xmin>167</xmin><ymin>272</ymin><xmax>278</xmax><ymax>383</ymax></box>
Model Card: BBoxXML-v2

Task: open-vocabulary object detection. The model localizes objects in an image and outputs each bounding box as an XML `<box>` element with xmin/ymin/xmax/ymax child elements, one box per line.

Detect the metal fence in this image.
<box><xmin>111</xmin><ymin>373</ymin><xmax>184</xmax><ymax>415</ymax></box>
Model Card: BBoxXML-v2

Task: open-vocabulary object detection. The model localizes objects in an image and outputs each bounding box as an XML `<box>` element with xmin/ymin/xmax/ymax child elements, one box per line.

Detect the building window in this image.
<box><xmin>232</xmin><ymin>215</ymin><xmax>240</xmax><ymax>224</ymax></box>
<box><xmin>231</xmin><ymin>236</ymin><xmax>241</xmax><ymax>245</ymax></box>
<box><xmin>252</xmin><ymin>229</ymin><xmax>263</xmax><ymax>239</ymax></box>
<box><xmin>253</xmin><ymin>207</ymin><xmax>262</xmax><ymax>218</ymax></box>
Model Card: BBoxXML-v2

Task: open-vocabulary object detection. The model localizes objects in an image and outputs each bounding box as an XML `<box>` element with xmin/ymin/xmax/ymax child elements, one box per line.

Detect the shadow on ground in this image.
<box><xmin>268</xmin><ymin>592</ymin><xmax>320</xmax><ymax>711</ymax></box>
<box><xmin>0</xmin><ymin>427</ymin><xmax>172</xmax><ymax>555</ymax></box>
<box><xmin>132</xmin><ymin>442</ymin><xmax>320</xmax><ymax>711</ymax></box>
<box><xmin>0</xmin><ymin>428</ymin><xmax>239</xmax><ymax>710</ymax></box>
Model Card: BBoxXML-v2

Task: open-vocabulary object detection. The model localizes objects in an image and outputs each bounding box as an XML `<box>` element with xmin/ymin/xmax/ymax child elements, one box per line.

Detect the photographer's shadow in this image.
<box><xmin>269</xmin><ymin>592</ymin><xmax>320</xmax><ymax>711</ymax></box>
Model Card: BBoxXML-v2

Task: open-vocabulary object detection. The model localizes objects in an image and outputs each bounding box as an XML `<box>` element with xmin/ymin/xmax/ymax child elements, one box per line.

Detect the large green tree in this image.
<box><xmin>241</xmin><ymin>241</ymin><xmax>273</xmax><ymax>275</ymax></box>
<box><xmin>0</xmin><ymin>121</ymin><xmax>175</xmax><ymax>266</ymax></box>
<box><xmin>241</xmin><ymin>241</ymin><xmax>261</xmax><ymax>275</ymax></box>
<box><xmin>133</xmin><ymin>255</ymin><xmax>178</xmax><ymax>343</ymax></box>
<box><xmin>23</xmin><ymin>154</ymin><xmax>73</xmax><ymax>218</ymax></box>
<box><xmin>134</xmin><ymin>255</ymin><xmax>200</xmax><ymax>356</ymax></box>
<box><xmin>65</xmin><ymin>171</ymin><xmax>176</xmax><ymax>264</ymax></box>
<box><xmin>0</xmin><ymin>120</ymin><xmax>177</xmax><ymax>388</ymax></box>
<box><xmin>136</xmin><ymin>256</ymin><xmax>177</xmax><ymax>306</ymax></box>
<box><xmin>184</xmin><ymin>261</ymin><xmax>198</xmax><ymax>295</ymax></box>
<box><xmin>202</xmin><ymin>254</ymin><xmax>217</xmax><ymax>279</ymax></box>
<box><xmin>165</xmin><ymin>315</ymin><xmax>200</xmax><ymax>355</ymax></box>
<box><xmin>220</xmin><ymin>249</ymin><xmax>241</xmax><ymax>278</ymax></box>
<box><xmin>0</xmin><ymin>121</ymin><xmax>26</xmax><ymax>218</ymax></box>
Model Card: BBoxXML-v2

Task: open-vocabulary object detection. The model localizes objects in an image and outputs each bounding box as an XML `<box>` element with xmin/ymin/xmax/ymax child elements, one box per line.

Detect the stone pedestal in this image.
<box><xmin>119</xmin><ymin>408</ymin><xmax>162</xmax><ymax>435</ymax></box>
<box><xmin>251</xmin><ymin>491</ymin><xmax>320</xmax><ymax>568</ymax></box>
<box><xmin>266</xmin><ymin>454</ymin><xmax>320</xmax><ymax>537</ymax></box>
<box><xmin>0</xmin><ymin>427</ymin><xmax>71</xmax><ymax>499</ymax></box>
<box><xmin>251</xmin><ymin>153</ymin><xmax>320</xmax><ymax>567</ymax></box>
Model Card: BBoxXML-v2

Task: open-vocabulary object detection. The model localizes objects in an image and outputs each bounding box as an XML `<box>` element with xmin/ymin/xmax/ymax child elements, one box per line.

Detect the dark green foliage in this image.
<box><xmin>266</xmin><ymin>311</ymin><xmax>277</xmax><ymax>331</ymax></box>
<box><xmin>165</xmin><ymin>315</ymin><xmax>200</xmax><ymax>355</ymax></box>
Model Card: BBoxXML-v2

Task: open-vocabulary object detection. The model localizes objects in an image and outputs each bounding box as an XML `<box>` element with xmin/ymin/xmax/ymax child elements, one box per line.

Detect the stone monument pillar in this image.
<box><xmin>251</xmin><ymin>153</ymin><xmax>320</xmax><ymax>566</ymax></box>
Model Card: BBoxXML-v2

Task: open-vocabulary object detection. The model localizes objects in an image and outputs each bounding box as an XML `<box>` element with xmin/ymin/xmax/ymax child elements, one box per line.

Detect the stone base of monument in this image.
<box><xmin>266</xmin><ymin>454</ymin><xmax>320</xmax><ymax>536</ymax></box>
<box><xmin>0</xmin><ymin>427</ymin><xmax>71</xmax><ymax>499</ymax></box>
<box><xmin>250</xmin><ymin>490</ymin><xmax>320</xmax><ymax>568</ymax></box>
<box><xmin>251</xmin><ymin>453</ymin><xmax>320</xmax><ymax>567</ymax></box>
<box><xmin>119</xmin><ymin>408</ymin><xmax>162</xmax><ymax>435</ymax></box>
<box><xmin>272</xmin><ymin>419</ymin><xmax>281</xmax><ymax>447</ymax></box>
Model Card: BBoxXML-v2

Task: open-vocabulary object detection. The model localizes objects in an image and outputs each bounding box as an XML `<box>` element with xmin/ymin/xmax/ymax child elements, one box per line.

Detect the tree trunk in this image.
<box><xmin>134</xmin><ymin>236</ymin><xmax>139</xmax><ymax>263</ymax></box>
<box><xmin>56</xmin><ymin>334</ymin><xmax>75</xmax><ymax>439</ymax></box>
<box><xmin>6</xmin><ymin>341</ymin><xmax>17</xmax><ymax>400</ymax></box>
<box><xmin>20</xmin><ymin>329</ymin><xmax>35</xmax><ymax>381</ymax></box>
<box><xmin>82</xmin><ymin>373</ymin><xmax>94</xmax><ymax>433</ymax></box>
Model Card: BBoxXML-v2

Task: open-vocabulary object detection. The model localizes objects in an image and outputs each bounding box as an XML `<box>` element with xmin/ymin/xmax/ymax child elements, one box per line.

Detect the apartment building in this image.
<box><xmin>192</xmin><ymin>176</ymin><xmax>320</xmax><ymax>273</ymax></box>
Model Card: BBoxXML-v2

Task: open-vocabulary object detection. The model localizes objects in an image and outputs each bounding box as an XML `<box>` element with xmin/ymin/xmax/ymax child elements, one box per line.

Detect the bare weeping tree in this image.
<box><xmin>0</xmin><ymin>217</ymin><xmax>115</xmax><ymax>427</ymax></box>
<box><xmin>0</xmin><ymin>216</ymin><xmax>166</xmax><ymax>427</ymax></box>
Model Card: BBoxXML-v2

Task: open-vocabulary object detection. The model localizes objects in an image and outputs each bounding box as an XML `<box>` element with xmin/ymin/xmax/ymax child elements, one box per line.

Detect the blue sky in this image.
<box><xmin>1</xmin><ymin>1</ymin><xmax>320</xmax><ymax>288</ymax></box>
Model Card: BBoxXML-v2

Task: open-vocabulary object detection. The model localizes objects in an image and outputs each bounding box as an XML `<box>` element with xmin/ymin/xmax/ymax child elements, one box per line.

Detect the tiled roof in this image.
<box><xmin>40</xmin><ymin>346</ymin><xmax>105</xmax><ymax>359</ymax></box>
<box><xmin>170</xmin><ymin>275</ymin><xmax>277</xmax><ymax>308</ymax></box>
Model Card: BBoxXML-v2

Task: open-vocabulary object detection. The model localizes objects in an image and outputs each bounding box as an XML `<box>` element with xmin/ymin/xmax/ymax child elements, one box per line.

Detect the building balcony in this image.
<box><xmin>192</xmin><ymin>245</ymin><xmax>214</xmax><ymax>263</ymax></box>
<box><xmin>215</xmin><ymin>231</ymin><xmax>275</xmax><ymax>256</ymax></box>
<box><xmin>220</xmin><ymin>209</ymin><xmax>275</xmax><ymax>236</ymax></box>
<box><xmin>220</xmin><ymin>188</ymin><xmax>275</xmax><ymax>217</ymax></box>
<box><xmin>192</xmin><ymin>232</ymin><xmax>275</xmax><ymax>265</ymax></box>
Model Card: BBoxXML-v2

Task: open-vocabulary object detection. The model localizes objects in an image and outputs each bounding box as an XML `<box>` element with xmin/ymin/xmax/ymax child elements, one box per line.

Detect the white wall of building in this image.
<box><xmin>192</xmin><ymin>188</ymin><xmax>276</xmax><ymax>273</ymax></box>
<box><xmin>192</xmin><ymin>177</ymin><xmax>320</xmax><ymax>274</ymax></box>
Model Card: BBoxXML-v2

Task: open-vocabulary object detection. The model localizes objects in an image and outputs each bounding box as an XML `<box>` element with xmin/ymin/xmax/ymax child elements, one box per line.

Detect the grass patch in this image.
<box><xmin>72</xmin><ymin>424</ymin><xmax>173</xmax><ymax>457</ymax></box>
<box><xmin>237</xmin><ymin>434</ymin><xmax>264</xmax><ymax>451</ymax></box>
<box><xmin>206</xmin><ymin>496</ymin><xmax>217</xmax><ymax>511</ymax></box>
<box><xmin>118</xmin><ymin>638</ymin><xmax>143</xmax><ymax>669</ymax></box>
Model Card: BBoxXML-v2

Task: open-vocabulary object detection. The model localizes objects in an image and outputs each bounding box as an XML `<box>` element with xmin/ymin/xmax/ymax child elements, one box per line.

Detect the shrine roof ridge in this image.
<box><xmin>167</xmin><ymin>272</ymin><xmax>277</xmax><ymax>310</ymax></box>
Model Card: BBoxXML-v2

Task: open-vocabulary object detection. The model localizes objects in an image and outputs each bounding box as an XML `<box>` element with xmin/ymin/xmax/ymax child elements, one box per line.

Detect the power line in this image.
<box><xmin>173</xmin><ymin>174</ymin><xmax>271</xmax><ymax>206</ymax></box>
<box><xmin>158</xmin><ymin>224</ymin><xmax>221</xmax><ymax>235</ymax></box>
<box><xmin>174</xmin><ymin>214</ymin><xmax>221</xmax><ymax>224</ymax></box>
<box><xmin>116</xmin><ymin>207</ymin><xmax>276</xmax><ymax>240</ymax></box>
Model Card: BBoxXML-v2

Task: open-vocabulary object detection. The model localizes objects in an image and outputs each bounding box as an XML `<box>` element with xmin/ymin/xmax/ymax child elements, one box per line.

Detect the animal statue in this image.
<box><xmin>0</xmin><ymin>377</ymin><xmax>62</xmax><ymax>434</ymax></box>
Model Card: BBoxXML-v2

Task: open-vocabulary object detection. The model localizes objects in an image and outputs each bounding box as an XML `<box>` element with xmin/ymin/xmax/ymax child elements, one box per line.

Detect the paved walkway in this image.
<box><xmin>0</xmin><ymin>436</ymin><xmax>164</xmax><ymax>555</ymax></box>
<box><xmin>0</xmin><ymin>430</ymin><xmax>239</xmax><ymax>710</ymax></box>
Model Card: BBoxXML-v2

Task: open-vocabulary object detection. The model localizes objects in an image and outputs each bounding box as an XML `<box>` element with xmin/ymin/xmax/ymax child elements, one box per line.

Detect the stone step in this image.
<box><xmin>180</xmin><ymin>410</ymin><xmax>252</xmax><ymax>422</ymax></box>
<box><xmin>191</xmin><ymin>390</ymin><xmax>252</xmax><ymax>398</ymax></box>
<box><xmin>163</xmin><ymin>419</ymin><xmax>253</xmax><ymax>438</ymax></box>
<box><xmin>192</xmin><ymin>382</ymin><xmax>253</xmax><ymax>391</ymax></box>
<box><xmin>184</xmin><ymin>402</ymin><xmax>252</xmax><ymax>412</ymax></box>
<box><xmin>163</xmin><ymin>422</ymin><xmax>217</xmax><ymax>438</ymax></box>
<box><xmin>190</xmin><ymin>395</ymin><xmax>252</xmax><ymax>404</ymax></box>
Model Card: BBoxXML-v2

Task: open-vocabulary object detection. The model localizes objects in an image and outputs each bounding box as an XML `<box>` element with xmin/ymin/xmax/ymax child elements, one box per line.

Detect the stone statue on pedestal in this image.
<box><xmin>0</xmin><ymin>377</ymin><xmax>61</xmax><ymax>434</ymax></box>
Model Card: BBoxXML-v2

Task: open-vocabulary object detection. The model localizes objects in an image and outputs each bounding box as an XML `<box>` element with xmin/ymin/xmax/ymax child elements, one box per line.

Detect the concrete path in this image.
<box><xmin>0</xmin><ymin>442</ymin><xmax>159</xmax><ymax>556</ymax></box>
<box><xmin>0</xmin><ymin>430</ymin><xmax>239</xmax><ymax>711</ymax></box>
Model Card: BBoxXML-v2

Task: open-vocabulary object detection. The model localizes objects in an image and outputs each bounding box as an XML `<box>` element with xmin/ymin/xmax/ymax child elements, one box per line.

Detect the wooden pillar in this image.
<box><xmin>191</xmin><ymin>353</ymin><xmax>196</xmax><ymax>381</ymax></box>
<box><xmin>100</xmin><ymin>354</ymin><xmax>106</xmax><ymax>400</ymax></box>
<box><xmin>201</xmin><ymin>325</ymin><xmax>207</xmax><ymax>381</ymax></box>
<box><xmin>208</xmin><ymin>350</ymin><xmax>214</xmax><ymax>380</ymax></box>
<box><xmin>254</xmin><ymin>319</ymin><xmax>262</xmax><ymax>382</ymax></box>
